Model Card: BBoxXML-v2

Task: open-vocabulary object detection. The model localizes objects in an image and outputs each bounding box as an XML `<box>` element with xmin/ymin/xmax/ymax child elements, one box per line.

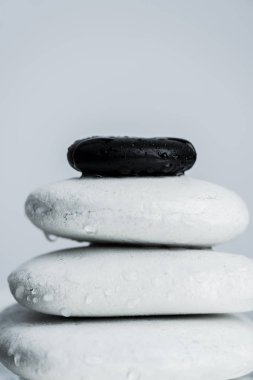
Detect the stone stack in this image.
<box><xmin>0</xmin><ymin>137</ymin><xmax>253</xmax><ymax>380</ymax></box>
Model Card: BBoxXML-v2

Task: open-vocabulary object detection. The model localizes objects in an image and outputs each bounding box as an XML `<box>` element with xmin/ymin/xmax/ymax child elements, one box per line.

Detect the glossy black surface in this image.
<box><xmin>67</xmin><ymin>137</ymin><xmax>197</xmax><ymax>176</ymax></box>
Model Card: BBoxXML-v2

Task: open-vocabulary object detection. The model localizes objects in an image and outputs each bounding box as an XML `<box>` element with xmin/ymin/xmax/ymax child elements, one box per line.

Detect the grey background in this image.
<box><xmin>0</xmin><ymin>0</ymin><xmax>252</xmax><ymax>288</ymax></box>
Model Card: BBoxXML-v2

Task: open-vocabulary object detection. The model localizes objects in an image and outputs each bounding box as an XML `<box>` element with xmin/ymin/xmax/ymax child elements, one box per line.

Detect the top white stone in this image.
<box><xmin>25</xmin><ymin>176</ymin><xmax>249</xmax><ymax>246</ymax></box>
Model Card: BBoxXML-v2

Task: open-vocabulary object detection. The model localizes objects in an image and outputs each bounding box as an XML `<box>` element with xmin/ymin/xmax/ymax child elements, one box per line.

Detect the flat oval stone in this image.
<box><xmin>25</xmin><ymin>177</ymin><xmax>249</xmax><ymax>247</ymax></box>
<box><xmin>67</xmin><ymin>137</ymin><xmax>197</xmax><ymax>176</ymax></box>
<box><xmin>0</xmin><ymin>304</ymin><xmax>253</xmax><ymax>380</ymax></box>
<box><xmin>8</xmin><ymin>247</ymin><xmax>253</xmax><ymax>316</ymax></box>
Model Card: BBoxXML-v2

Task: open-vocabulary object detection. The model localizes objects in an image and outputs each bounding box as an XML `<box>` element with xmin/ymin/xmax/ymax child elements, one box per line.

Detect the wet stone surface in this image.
<box><xmin>67</xmin><ymin>136</ymin><xmax>197</xmax><ymax>176</ymax></box>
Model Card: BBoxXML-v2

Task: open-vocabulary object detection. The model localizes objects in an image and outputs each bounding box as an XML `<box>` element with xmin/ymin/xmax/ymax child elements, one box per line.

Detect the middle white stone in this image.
<box><xmin>8</xmin><ymin>246</ymin><xmax>253</xmax><ymax>316</ymax></box>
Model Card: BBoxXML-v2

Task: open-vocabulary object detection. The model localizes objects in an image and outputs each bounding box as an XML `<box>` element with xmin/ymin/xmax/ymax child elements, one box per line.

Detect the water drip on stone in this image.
<box><xmin>84</xmin><ymin>225</ymin><xmax>97</xmax><ymax>235</ymax></box>
<box><xmin>104</xmin><ymin>289</ymin><xmax>113</xmax><ymax>297</ymax></box>
<box><xmin>158</xmin><ymin>152</ymin><xmax>169</xmax><ymax>160</ymax></box>
<box><xmin>43</xmin><ymin>294</ymin><xmax>54</xmax><ymax>302</ymax></box>
<box><xmin>127</xmin><ymin>369</ymin><xmax>141</xmax><ymax>380</ymax></box>
<box><xmin>85</xmin><ymin>294</ymin><xmax>93</xmax><ymax>304</ymax></box>
<box><xmin>60</xmin><ymin>308</ymin><xmax>71</xmax><ymax>317</ymax></box>
<box><xmin>44</xmin><ymin>232</ymin><xmax>58</xmax><ymax>242</ymax></box>
<box><xmin>8</xmin><ymin>347</ymin><xmax>14</xmax><ymax>356</ymax></box>
<box><xmin>15</xmin><ymin>286</ymin><xmax>25</xmax><ymax>299</ymax></box>
<box><xmin>14</xmin><ymin>353</ymin><xmax>21</xmax><ymax>367</ymax></box>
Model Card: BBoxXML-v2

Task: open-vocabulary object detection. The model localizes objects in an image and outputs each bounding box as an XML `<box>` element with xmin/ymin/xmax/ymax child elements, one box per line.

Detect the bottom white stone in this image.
<box><xmin>0</xmin><ymin>305</ymin><xmax>253</xmax><ymax>380</ymax></box>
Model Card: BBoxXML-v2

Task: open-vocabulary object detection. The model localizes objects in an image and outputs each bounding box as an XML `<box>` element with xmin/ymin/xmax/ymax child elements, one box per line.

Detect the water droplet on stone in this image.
<box><xmin>44</xmin><ymin>232</ymin><xmax>58</xmax><ymax>242</ymax></box>
<box><xmin>35</xmin><ymin>206</ymin><xmax>46</xmax><ymax>215</ymax></box>
<box><xmin>84</xmin><ymin>225</ymin><xmax>97</xmax><ymax>235</ymax></box>
<box><xmin>15</xmin><ymin>286</ymin><xmax>25</xmax><ymax>299</ymax></box>
<box><xmin>104</xmin><ymin>289</ymin><xmax>113</xmax><ymax>297</ymax></box>
<box><xmin>43</xmin><ymin>294</ymin><xmax>54</xmax><ymax>302</ymax></box>
<box><xmin>127</xmin><ymin>369</ymin><xmax>141</xmax><ymax>380</ymax></box>
<box><xmin>14</xmin><ymin>353</ymin><xmax>21</xmax><ymax>367</ymax></box>
<box><xmin>123</xmin><ymin>271</ymin><xmax>138</xmax><ymax>282</ymax></box>
<box><xmin>158</xmin><ymin>152</ymin><xmax>169</xmax><ymax>160</ymax></box>
<box><xmin>85</xmin><ymin>294</ymin><xmax>93</xmax><ymax>304</ymax></box>
<box><xmin>8</xmin><ymin>347</ymin><xmax>14</xmax><ymax>356</ymax></box>
<box><xmin>61</xmin><ymin>308</ymin><xmax>71</xmax><ymax>317</ymax></box>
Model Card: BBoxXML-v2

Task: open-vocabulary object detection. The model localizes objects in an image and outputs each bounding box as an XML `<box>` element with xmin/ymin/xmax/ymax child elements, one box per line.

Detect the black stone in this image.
<box><xmin>67</xmin><ymin>137</ymin><xmax>197</xmax><ymax>176</ymax></box>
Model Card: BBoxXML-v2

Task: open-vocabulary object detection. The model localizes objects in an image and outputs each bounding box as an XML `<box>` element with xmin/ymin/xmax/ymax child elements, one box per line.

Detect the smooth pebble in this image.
<box><xmin>0</xmin><ymin>305</ymin><xmax>253</xmax><ymax>380</ymax></box>
<box><xmin>67</xmin><ymin>136</ymin><xmax>197</xmax><ymax>176</ymax></box>
<box><xmin>25</xmin><ymin>177</ymin><xmax>249</xmax><ymax>247</ymax></box>
<box><xmin>8</xmin><ymin>246</ymin><xmax>253</xmax><ymax>316</ymax></box>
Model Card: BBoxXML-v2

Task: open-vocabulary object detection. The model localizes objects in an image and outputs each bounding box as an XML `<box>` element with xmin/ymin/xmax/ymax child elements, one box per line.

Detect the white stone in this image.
<box><xmin>0</xmin><ymin>304</ymin><xmax>253</xmax><ymax>380</ymax></box>
<box><xmin>25</xmin><ymin>177</ymin><xmax>249</xmax><ymax>247</ymax></box>
<box><xmin>0</xmin><ymin>295</ymin><xmax>31</xmax><ymax>379</ymax></box>
<box><xmin>8</xmin><ymin>247</ymin><xmax>253</xmax><ymax>316</ymax></box>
